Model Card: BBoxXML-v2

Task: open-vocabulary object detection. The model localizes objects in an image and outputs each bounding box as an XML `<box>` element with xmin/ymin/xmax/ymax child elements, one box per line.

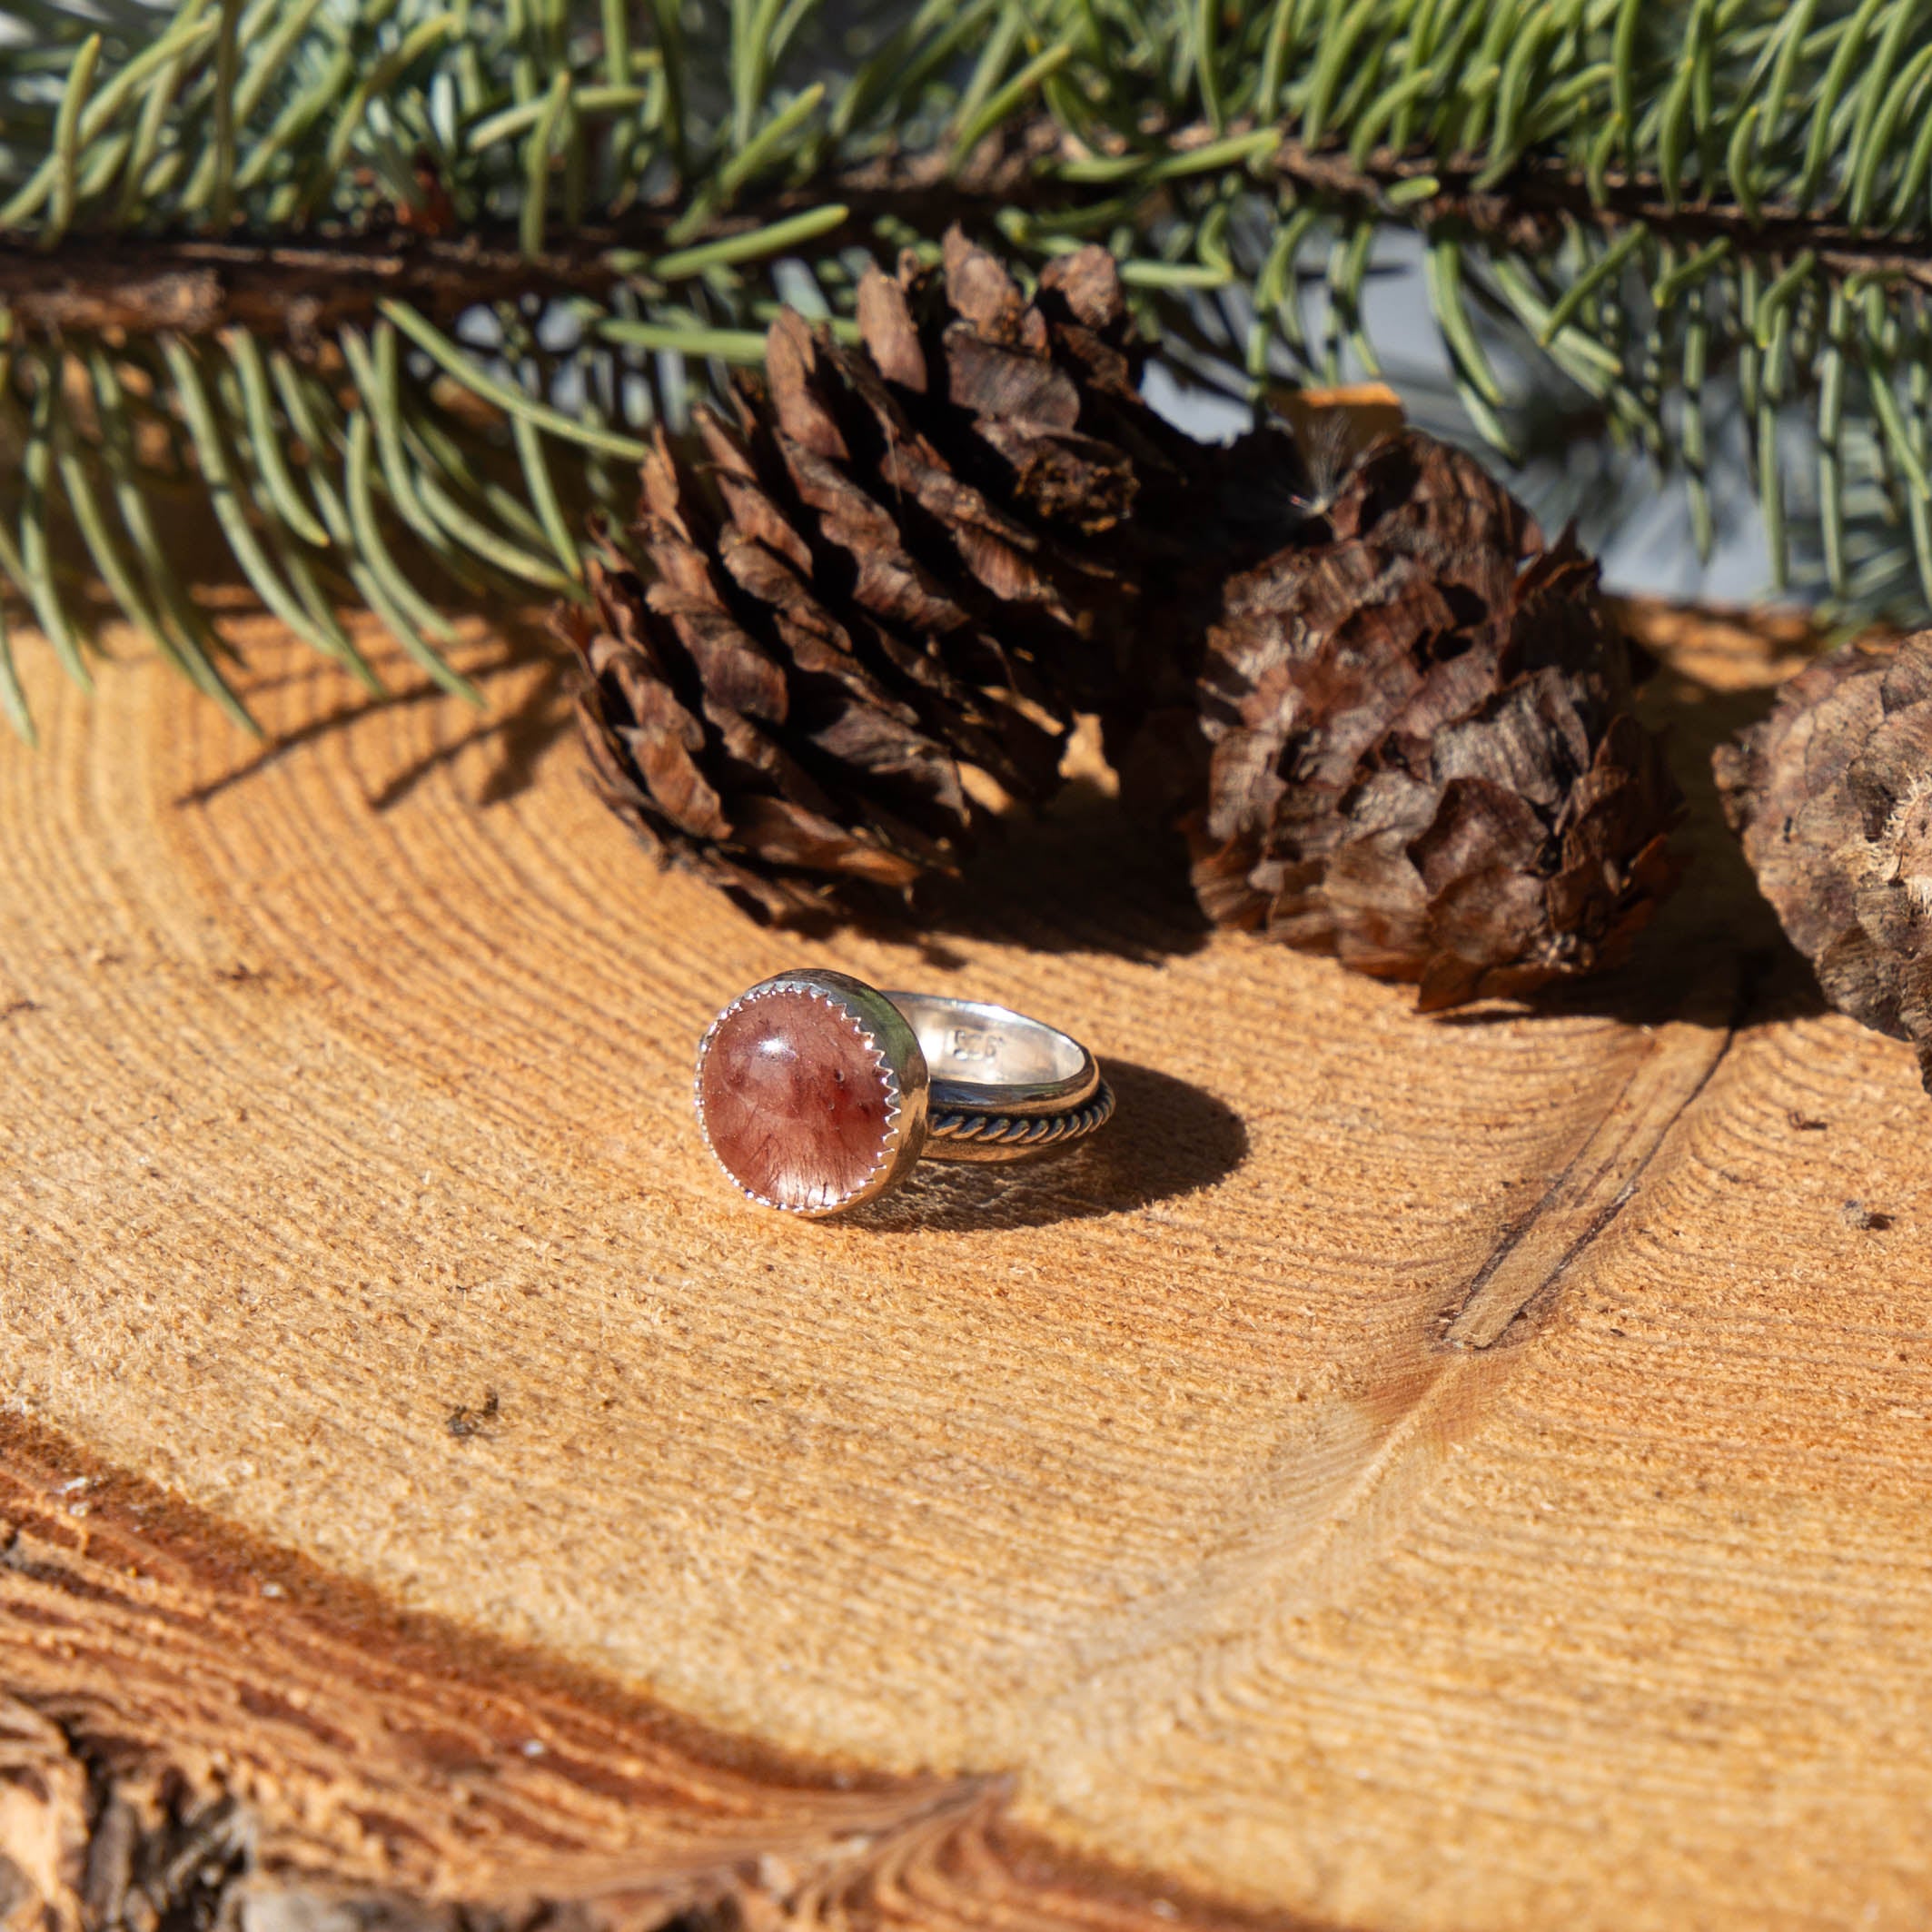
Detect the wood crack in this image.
<box><xmin>1442</xmin><ymin>957</ymin><xmax>1748</xmax><ymax>1352</ymax></box>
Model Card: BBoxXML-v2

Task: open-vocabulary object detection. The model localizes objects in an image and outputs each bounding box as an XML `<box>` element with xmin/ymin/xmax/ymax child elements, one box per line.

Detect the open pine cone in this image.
<box><xmin>1187</xmin><ymin>431</ymin><xmax>1682</xmax><ymax>1010</ymax></box>
<box><xmin>561</xmin><ymin>229</ymin><xmax>1302</xmax><ymax>924</ymax></box>
<box><xmin>1715</xmin><ymin>630</ymin><xmax>1932</xmax><ymax>1090</ymax></box>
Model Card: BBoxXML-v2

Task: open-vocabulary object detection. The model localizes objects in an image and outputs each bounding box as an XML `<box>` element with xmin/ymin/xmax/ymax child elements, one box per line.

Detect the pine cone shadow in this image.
<box><xmin>846</xmin><ymin>1061</ymin><xmax>1247</xmax><ymax>1234</ymax></box>
<box><xmin>863</xmin><ymin>779</ymin><xmax>1214</xmax><ymax>967</ymax></box>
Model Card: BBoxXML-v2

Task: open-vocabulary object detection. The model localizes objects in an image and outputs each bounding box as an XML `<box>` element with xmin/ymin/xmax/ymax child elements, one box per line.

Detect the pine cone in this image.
<box><xmin>563</xmin><ymin>229</ymin><xmax>1303</xmax><ymax>924</ymax></box>
<box><xmin>1187</xmin><ymin>431</ymin><xmax>1682</xmax><ymax>1010</ymax></box>
<box><xmin>1714</xmin><ymin>630</ymin><xmax>1932</xmax><ymax>1090</ymax></box>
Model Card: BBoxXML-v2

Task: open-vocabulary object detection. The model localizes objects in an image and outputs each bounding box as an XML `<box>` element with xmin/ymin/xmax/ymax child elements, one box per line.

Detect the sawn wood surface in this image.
<box><xmin>2</xmin><ymin>599</ymin><xmax>1928</xmax><ymax>1932</ymax></box>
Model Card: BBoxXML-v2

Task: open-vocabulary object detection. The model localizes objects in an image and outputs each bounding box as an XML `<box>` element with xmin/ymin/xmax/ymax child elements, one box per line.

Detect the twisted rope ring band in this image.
<box><xmin>927</xmin><ymin>1085</ymin><xmax>1116</xmax><ymax>1149</ymax></box>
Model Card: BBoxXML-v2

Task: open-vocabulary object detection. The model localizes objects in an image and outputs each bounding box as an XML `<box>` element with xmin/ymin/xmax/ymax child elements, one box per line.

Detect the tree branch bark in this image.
<box><xmin>4</xmin><ymin>122</ymin><xmax>1927</xmax><ymax>342</ymax></box>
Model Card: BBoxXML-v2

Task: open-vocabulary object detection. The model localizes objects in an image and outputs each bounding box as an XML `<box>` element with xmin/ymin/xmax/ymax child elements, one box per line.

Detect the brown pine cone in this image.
<box><xmin>562</xmin><ymin>230</ymin><xmax>1304</xmax><ymax>924</ymax></box>
<box><xmin>1714</xmin><ymin>630</ymin><xmax>1932</xmax><ymax>1090</ymax></box>
<box><xmin>1187</xmin><ymin>431</ymin><xmax>1682</xmax><ymax>1010</ymax></box>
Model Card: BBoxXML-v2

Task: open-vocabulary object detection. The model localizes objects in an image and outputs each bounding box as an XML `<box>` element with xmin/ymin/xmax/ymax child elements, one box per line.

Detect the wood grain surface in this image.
<box><xmin>3</xmin><ymin>599</ymin><xmax>1929</xmax><ymax>1931</ymax></box>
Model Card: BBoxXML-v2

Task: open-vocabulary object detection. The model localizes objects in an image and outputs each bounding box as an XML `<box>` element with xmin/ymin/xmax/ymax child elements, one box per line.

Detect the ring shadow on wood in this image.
<box><xmin>847</xmin><ymin>1060</ymin><xmax>1248</xmax><ymax>1234</ymax></box>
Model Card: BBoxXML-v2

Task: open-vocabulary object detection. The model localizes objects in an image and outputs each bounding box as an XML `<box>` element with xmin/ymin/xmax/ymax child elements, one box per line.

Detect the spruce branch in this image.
<box><xmin>12</xmin><ymin>130</ymin><xmax>1932</xmax><ymax>342</ymax></box>
<box><xmin>1</xmin><ymin>0</ymin><xmax>1931</xmax><ymax>738</ymax></box>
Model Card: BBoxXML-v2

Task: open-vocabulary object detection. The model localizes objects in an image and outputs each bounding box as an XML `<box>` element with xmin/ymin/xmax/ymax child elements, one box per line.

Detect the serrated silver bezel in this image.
<box><xmin>693</xmin><ymin>969</ymin><xmax>931</xmax><ymax>1216</ymax></box>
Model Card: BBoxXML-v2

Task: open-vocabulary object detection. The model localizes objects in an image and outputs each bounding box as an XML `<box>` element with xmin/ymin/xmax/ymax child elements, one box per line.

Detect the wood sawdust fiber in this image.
<box><xmin>2</xmin><ymin>607</ymin><xmax>1931</xmax><ymax>1930</ymax></box>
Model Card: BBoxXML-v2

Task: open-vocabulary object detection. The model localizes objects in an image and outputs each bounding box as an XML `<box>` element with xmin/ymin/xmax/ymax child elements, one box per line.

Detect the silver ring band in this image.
<box><xmin>694</xmin><ymin>969</ymin><xmax>1115</xmax><ymax>1215</ymax></box>
<box><xmin>877</xmin><ymin>989</ymin><xmax>1114</xmax><ymax>1163</ymax></box>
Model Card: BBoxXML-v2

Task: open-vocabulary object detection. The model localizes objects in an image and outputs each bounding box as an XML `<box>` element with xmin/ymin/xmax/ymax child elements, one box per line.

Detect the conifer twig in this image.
<box><xmin>2</xmin><ymin>0</ymin><xmax>1931</xmax><ymax>738</ymax></box>
<box><xmin>8</xmin><ymin>127</ymin><xmax>1932</xmax><ymax>340</ymax></box>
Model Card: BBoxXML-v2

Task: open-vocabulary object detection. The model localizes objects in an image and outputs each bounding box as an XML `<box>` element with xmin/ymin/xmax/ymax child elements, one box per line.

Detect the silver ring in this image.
<box><xmin>694</xmin><ymin>968</ymin><xmax>1115</xmax><ymax>1216</ymax></box>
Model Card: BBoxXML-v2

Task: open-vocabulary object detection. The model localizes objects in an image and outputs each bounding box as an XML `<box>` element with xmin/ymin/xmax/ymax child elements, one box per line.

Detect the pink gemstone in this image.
<box><xmin>698</xmin><ymin>989</ymin><xmax>896</xmax><ymax>1212</ymax></box>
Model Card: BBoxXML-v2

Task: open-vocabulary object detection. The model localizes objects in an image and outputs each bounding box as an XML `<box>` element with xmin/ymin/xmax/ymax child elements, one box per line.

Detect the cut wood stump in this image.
<box><xmin>2</xmin><ymin>599</ymin><xmax>1928</xmax><ymax>1932</ymax></box>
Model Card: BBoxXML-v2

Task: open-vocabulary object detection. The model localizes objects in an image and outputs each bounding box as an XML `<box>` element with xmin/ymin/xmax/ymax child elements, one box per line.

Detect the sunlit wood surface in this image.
<box><xmin>3</xmin><ymin>602</ymin><xmax>1927</xmax><ymax>1932</ymax></box>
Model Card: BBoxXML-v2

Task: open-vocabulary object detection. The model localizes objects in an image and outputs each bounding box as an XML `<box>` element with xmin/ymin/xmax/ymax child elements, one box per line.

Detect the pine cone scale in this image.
<box><xmin>1321</xmin><ymin>832</ymin><xmax>1430</xmax><ymax>974</ymax></box>
<box><xmin>617</xmin><ymin>712</ymin><xmax>727</xmax><ymax>841</ymax></box>
<box><xmin>764</xmin><ymin>312</ymin><xmax>850</xmax><ymax>460</ymax></box>
<box><xmin>855</xmin><ymin>271</ymin><xmax>926</xmax><ymax>391</ymax></box>
<box><xmin>942</xmin><ymin>330</ymin><xmax>1083</xmax><ymax>430</ymax></box>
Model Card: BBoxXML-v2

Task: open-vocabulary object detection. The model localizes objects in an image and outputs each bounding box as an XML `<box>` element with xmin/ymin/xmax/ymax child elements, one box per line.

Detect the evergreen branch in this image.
<box><xmin>1265</xmin><ymin>142</ymin><xmax>1932</xmax><ymax>289</ymax></box>
<box><xmin>10</xmin><ymin>126</ymin><xmax>1932</xmax><ymax>342</ymax></box>
<box><xmin>4</xmin><ymin>0</ymin><xmax>1932</xmax><ymax>741</ymax></box>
